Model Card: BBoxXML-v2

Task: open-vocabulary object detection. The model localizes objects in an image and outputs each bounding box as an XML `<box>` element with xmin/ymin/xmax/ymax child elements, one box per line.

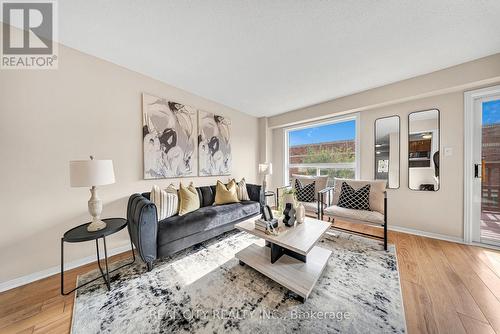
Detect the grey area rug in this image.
<box><xmin>72</xmin><ymin>230</ymin><xmax>406</xmax><ymax>334</ymax></box>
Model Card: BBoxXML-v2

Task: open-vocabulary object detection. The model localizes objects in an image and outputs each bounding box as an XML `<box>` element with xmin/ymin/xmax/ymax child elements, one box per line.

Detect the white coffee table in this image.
<box><xmin>235</xmin><ymin>216</ymin><xmax>332</xmax><ymax>302</ymax></box>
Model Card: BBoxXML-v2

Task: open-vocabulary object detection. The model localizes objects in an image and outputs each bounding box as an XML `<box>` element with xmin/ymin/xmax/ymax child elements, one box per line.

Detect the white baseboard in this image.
<box><xmin>388</xmin><ymin>225</ymin><xmax>465</xmax><ymax>244</ymax></box>
<box><xmin>470</xmin><ymin>241</ymin><xmax>500</xmax><ymax>251</ymax></box>
<box><xmin>0</xmin><ymin>244</ymin><xmax>133</xmax><ymax>293</ymax></box>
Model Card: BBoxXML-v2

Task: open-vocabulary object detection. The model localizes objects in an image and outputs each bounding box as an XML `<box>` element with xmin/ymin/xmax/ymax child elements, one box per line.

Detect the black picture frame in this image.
<box><xmin>262</xmin><ymin>205</ymin><xmax>274</xmax><ymax>221</ymax></box>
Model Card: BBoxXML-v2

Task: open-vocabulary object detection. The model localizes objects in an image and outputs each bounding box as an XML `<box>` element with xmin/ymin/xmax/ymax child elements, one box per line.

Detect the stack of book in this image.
<box><xmin>255</xmin><ymin>218</ymin><xmax>278</xmax><ymax>232</ymax></box>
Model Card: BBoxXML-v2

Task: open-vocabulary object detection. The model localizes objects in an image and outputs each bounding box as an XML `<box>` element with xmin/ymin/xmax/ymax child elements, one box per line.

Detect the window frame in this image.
<box><xmin>283</xmin><ymin>113</ymin><xmax>360</xmax><ymax>186</ymax></box>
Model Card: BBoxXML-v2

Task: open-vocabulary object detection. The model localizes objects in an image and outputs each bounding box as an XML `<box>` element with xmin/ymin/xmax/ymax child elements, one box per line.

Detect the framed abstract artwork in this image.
<box><xmin>142</xmin><ymin>93</ymin><xmax>197</xmax><ymax>179</ymax></box>
<box><xmin>198</xmin><ymin>110</ymin><xmax>232</xmax><ymax>176</ymax></box>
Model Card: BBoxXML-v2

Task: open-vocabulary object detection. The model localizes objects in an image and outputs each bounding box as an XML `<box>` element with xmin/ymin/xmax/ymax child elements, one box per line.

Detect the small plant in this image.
<box><xmin>278</xmin><ymin>188</ymin><xmax>297</xmax><ymax>213</ymax></box>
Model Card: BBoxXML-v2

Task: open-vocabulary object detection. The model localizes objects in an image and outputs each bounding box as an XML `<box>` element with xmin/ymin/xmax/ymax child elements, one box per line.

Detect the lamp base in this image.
<box><xmin>87</xmin><ymin>219</ymin><xmax>107</xmax><ymax>232</ymax></box>
<box><xmin>87</xmin><ymin>186</ymin><xmax>105</xmax><ymax>232</ymax></box>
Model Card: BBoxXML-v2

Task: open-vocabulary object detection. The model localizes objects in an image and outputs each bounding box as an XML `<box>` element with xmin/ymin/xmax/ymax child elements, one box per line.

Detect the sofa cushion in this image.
<box><xmin>324</xmin><ymin>205</ymin><xmax>384</xmax><ymax>224</ymax></box>
<box><xmin>215</xmin><ymin>180</ymin><xmax>239</xmax><ymax>205</ymax></box>
<box><xmin>197</xmin><ymin>186</ymin><xmax>215</xmax><ymax>208</ymax></box>
<box><xmin>178</xmin><ymin>182</ymin><xmax>200</xmax><ymax>215</ymax></box>
<box><xmin>332</xmin><ymin>178</ymin><xmax>386</xmax><ymax>213</ymax></box>
<box><xmin>157</xmin><ymin>201</ymin><xmax>260</xmax><ymax>245</ymax></box>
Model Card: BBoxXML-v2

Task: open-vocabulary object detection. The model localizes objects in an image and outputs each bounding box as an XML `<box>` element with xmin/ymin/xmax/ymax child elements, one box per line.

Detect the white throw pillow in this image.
<box><xmin>233</xmin><ymin>178</ymin><xmax>250</xmax><ymax>201</ymax></box>
<box><xmin>150</xmin><ymin>184</ymin><xmax>179</xmax><ymax>220</ymax></box>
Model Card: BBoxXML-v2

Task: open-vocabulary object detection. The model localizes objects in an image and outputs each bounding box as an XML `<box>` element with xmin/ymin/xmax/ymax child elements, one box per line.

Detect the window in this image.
<box><xmin>285</xmin><ymin>116</ymin><xmax>358</xmax><ymax>187</ymax></box>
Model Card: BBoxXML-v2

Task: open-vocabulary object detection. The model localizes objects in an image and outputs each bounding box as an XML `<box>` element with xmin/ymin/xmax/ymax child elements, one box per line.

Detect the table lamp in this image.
<box><xmin>258</xmin><ymin>162</ymin><xmax>272</xmax><ymax>192</ymax></box>
<box><xmin>70</xmin><ymin>156</ymin><xmax>115</xmax><ymax>231</ymax></box>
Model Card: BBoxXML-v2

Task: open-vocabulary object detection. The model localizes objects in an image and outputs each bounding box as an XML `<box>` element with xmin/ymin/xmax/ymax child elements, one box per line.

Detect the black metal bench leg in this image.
<box><xmin>383</xmin><ymin>223</ymin><xmax>388</xmax><ymax>251</ymax></box>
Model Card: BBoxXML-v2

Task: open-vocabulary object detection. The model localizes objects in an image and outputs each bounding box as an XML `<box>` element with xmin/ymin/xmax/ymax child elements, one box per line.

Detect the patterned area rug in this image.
<box><xmin>72</xmin><ymin>230</ymin><xmax>406</xmax><ymax>333</ymax></box>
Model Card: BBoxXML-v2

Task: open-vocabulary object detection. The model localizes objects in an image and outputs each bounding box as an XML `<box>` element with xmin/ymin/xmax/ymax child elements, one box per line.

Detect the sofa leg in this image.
<box><xmin>146</xmin><ymin>261</ymin><xmax>154</xmax><ymax>272</ymax></box>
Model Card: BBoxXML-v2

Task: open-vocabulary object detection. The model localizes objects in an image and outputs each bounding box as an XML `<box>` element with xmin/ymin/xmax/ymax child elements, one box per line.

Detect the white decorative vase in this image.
<box><xmin>296</xmin><ymin>203</ymin><xmax>305</xmax><ymax>224</ymax></box>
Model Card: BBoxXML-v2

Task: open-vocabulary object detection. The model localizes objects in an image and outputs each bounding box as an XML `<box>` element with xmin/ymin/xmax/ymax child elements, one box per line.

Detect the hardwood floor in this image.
<box><xmin>1</xmin><ymin>223</ymin><xmax>500</xmax><ymax>334</ymax></box>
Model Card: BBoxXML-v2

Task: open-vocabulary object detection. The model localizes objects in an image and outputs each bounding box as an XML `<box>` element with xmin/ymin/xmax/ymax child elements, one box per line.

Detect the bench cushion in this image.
<box><xmin>332</xmin><ymin>178</ymin><xmax>386</xmax><ymax>213</ymax></box>
<box><xmin>299</xmin><ymin>201</ymin><xmax>320</xmax><ymax>213</ymax></box>
<box><xmin>324</xmin><ymin>205</ymin><xmax>384</xmax><ymax>224</ymax></box>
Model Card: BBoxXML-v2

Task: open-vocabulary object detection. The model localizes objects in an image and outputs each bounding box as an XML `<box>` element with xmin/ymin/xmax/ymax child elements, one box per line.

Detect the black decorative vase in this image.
<box><xmin>282</xmin><ymin>203</ymin><xmax>296</xmax><ymax>227</ymax></box>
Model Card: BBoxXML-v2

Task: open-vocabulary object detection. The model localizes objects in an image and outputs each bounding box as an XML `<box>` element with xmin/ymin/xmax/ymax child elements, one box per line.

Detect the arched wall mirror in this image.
<box><xmin>374</xmin><ymin>116</ymin><xmax>400</xmax><ymax>188</ymax></box>
<box><xmin>408</xmin><ymin>109</ymin><xmax>440</xmax><ymax>191</ymax></box>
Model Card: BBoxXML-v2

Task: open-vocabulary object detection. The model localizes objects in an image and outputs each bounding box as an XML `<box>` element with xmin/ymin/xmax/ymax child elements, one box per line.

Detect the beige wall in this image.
<box><xmin>358</xmin><ymin>93</ymin><xmax>463</xmax><ymax>237</ymax></box>
<box><xmin>0</xmin><ymin>43</ymin><xmax>259</xmax><ymax>284</ymax></box>
<box><xmin>267</xmin><ymin>54</ymin><xmax>500</xmax><ymax>240</ymax></box>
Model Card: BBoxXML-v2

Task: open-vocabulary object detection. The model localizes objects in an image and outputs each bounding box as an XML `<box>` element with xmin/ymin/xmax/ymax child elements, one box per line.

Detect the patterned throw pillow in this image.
<box><xmin>230</xmin><ymin>178</ymin><xmax>250</xmax><ymax>201</ymax></box>
<box><xmin>337</xmin><ymin>182</ymin><xmax>371</xmax><ymax>211</ymax></box>
<box><xmin>150</xmin><ymin>184</ymin><xmax>178</xmax><ymax>220</ymax></box>
<box><xmin>295</xmin><ymin>179</ymin><xmax>315</xmax><ymax>202</ymax></box>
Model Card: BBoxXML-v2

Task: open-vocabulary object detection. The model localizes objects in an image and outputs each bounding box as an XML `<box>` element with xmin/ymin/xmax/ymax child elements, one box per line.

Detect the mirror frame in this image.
<box><xmin>374</xmin><ymin>115</ymin><xmax>401</xmax><ymax>189</ymax></box>
<box><xmin>407</xmin><ymin>108</ymin><xmax>441</xmax><ymax>192</ymax></box>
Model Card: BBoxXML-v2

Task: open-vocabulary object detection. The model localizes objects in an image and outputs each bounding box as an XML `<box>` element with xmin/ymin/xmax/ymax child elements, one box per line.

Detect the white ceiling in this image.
<box><xmin>57</xmin><ymin>1</ymin><xmax>500</xmax><ymax>117</ymax></box>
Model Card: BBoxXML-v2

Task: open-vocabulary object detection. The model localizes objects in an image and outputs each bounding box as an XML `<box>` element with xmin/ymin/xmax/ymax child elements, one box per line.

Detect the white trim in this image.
<box><xmin>463</xmin><ymin>85</ymin><xmax>500</xmax><ymax>244</ymax></box>
<box><xmin>480</xmin><ymin>237</ymin><xmax>500</xmax><ymax>248</ymax></box>
<box><xmin>355</xmin><ymin>113</ymin><xmax>361</xmax><ymax>179</ymax></box>
<box><xmin>0</xmin><ymin>244</ymin><xmax>133</xmax><ymax>293</ymax></box>
<box><xmin>470</xmin><ymin>241</ymin><xmax>500</xmax><ymax>252</ymax></box>
<box><xmin>284</xmin><ymin>128</ymin><xmax>290</xmax><ymax>186</ymax></box>
<box><xmin>283</xmin><ymin>113</ymin><xmax>360</xmax><ymax>185</ymax></box>
<box><xmin>288</xmin><ymin>163</ymin><xmax>356</xmax><ymax>169</ymax></box>
<box><xmin>388</xmin><ymin>225</ymin><xmax>465</xmax><ymax>244</ymax></box>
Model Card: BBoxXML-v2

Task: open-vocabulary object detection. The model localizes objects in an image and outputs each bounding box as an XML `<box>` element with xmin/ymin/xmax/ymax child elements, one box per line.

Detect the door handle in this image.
<box><xmin>474</xmin><ymin>164</ymin><xmax>482</xmax><ymax>178</ymax></box>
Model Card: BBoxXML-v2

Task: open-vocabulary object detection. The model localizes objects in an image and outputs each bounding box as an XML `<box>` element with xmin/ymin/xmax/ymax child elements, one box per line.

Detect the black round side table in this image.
<box><xmin>60</xmin><ymin>218</ymin><xmax>135</xmax><ymax>295</ymax></box>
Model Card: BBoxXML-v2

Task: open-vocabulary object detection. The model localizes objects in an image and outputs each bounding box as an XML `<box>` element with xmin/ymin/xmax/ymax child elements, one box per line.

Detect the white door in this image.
<box><xmin>465</xmin><ymin>86</ymin><xmax>500</xmax><ymax>246</ymax></box>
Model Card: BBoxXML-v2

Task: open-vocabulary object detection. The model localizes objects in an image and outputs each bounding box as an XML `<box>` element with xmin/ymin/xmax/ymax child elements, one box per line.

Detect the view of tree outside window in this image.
<box><xmin>287</xmin><ymin>119</ymin><xmax>357</xmax><ymax>186</ymax></box>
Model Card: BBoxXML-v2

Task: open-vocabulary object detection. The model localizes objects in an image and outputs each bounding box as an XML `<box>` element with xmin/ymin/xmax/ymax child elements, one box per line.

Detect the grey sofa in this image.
<box><xmin>127</xmin><ymin>183</ymin><xmax>264</xmax><ymax>271</ymax></box>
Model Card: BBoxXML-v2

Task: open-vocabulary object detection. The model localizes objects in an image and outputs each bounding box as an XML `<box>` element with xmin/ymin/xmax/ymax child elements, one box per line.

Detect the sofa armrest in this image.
<box><xmin>127</xmin><ymin>194</ymin><xmax>158</xmax><ymax>264</ymax></box>
<box><xmin>318</xmin><ymin>186</ymin><xmax>335</xmax><ymax>205</ymax></box>
<box><xmin>246</xmin><ymin>183</ymin><xmax>265</xmax><ymax>208</ymax></box>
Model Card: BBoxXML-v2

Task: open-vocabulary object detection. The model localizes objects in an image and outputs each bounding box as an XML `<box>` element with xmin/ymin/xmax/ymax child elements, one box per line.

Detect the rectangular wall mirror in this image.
<box><xmin>408</xmin><ymin>109</ymin><xmax>440</xmax><ymax>191</ymax></box>
<box><xmin>375</xmin><ymin>116</ymin><xmax>400</xmax><ymax>188</ymax></box>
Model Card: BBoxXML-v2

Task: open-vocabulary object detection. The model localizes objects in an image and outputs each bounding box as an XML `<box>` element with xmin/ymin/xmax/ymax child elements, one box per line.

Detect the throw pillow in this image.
<box><xmin>295</xmin><ymin>179</ymin><xmax>315</xmax><ymax>202</ymax></box>
<box><xmin>337</xmin><ymin>181</ymin><xmax>371</xmax><ymax>211</ymax></box>
<box><xmin>235</xmin><ymin>178</ymin><xmax>250</xmax><ymax>201</ymax></box>
<box><xmin>150</xmin><ymin>184</ymin><xmax>179</xmax><ymax>220</ymax></box>
<box><xmin>165</xmin><ymin>183</ymin><xmax>179</xmax><ymax>214</ymax></box>
<box><xmin>178</xmin><ymin>182</ymin><xmax>200</xmax><ymax>216</ymax></box>
<box><xmin>215</xmin><ymin>180</ymin><xmax>240</xmax><ymax>205</ymax></box>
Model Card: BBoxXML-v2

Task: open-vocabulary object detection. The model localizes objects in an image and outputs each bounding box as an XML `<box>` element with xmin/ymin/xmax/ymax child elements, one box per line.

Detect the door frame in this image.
<box><xmin>463</xmin><ymin>84</ymin><xmax>500</xmax><ymax>244</ymax></box>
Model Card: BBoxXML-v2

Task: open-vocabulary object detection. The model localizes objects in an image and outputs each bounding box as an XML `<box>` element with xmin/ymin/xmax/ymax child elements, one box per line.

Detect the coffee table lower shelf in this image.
<box><xmin>235</xmin><ymin>243</ymin><xmax>331</xmax><ymax>301</ymax></box>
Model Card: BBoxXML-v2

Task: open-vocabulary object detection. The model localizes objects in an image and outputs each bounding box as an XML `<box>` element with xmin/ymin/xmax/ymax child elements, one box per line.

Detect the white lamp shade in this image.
<box><xmin>69</xmin><ymin>160</ymin><xmax>115</xmax><ymax>187</ymax></box>
<box><xmin>258</xmin><ymin>163</ymin><xmax>273</xmax><ymax>175</ymax></box>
